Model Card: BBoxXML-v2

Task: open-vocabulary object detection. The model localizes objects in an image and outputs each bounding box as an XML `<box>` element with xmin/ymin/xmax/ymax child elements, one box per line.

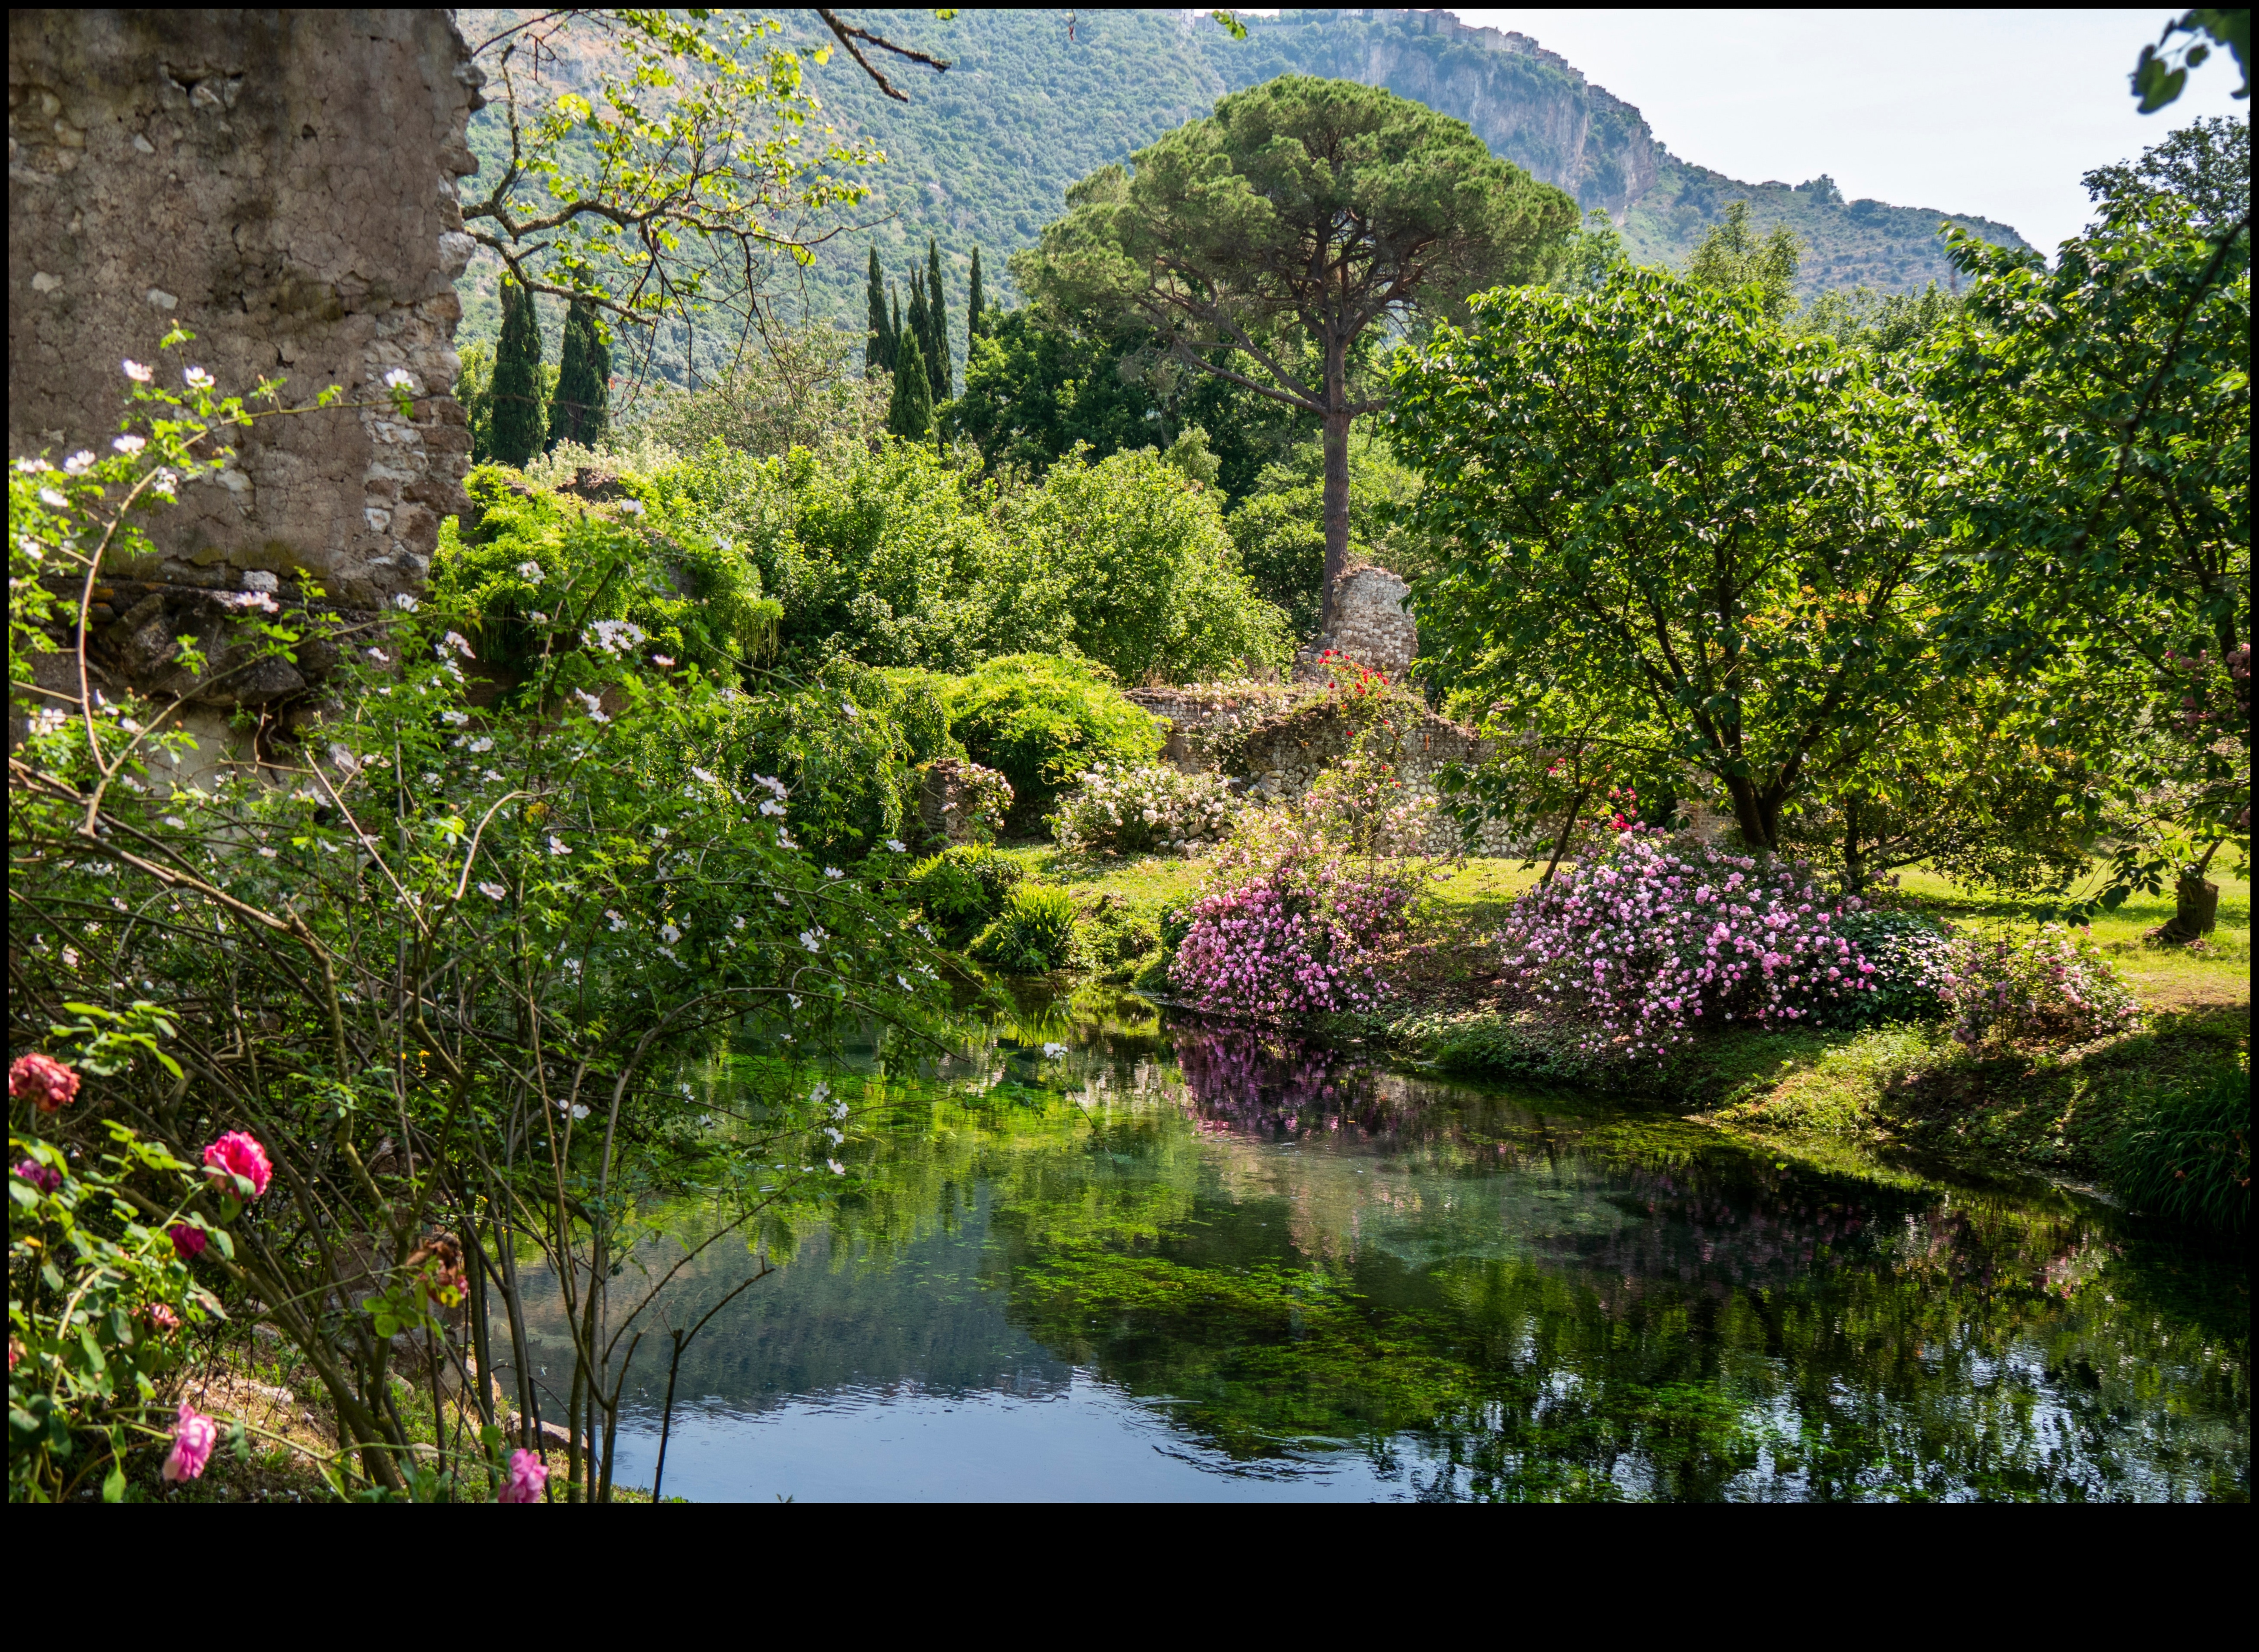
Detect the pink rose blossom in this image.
<box><xmin>13</xmin><ymin>1158</ymin><xmax>61</xmax><ymax>1194</ymax></box>
<box><xmin>202</xmin><ymin>1131</ymin><xmax>272</xmax><ymax>1198</ymax></box>
<box><xmin>162</xmin><ymin>1401</ymin><xmax>217</xmax><ymax>1483</ymax></box>
<box><xmin>10</xmin><ymin>1052</ymin><xmax>80</xmax><ymax>1114</ymax></box>
<box><xmin>499</xmin><ymin>1448</ymin><xmax>548</xmax><ymax>1503</ymax></box>
<box><xmin>169</xmin><ymin>1224</ymin><xmax>207</xmax><ymax>1261</ymax></box>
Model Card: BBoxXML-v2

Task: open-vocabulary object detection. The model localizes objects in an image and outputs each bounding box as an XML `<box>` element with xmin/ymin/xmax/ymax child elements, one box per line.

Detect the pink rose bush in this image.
<box><xmin>1171</xmin><ymin>812</ymin><xmax>1421</xmax><ymax>1019</ymax></box>
<box><xmin>162</xmin><ymin>1401</ymin><xmax>217</xmax><ymax>1483</ymax></box>
<box><xmin>1939</xmin><ymin>923</ymin><xmax>2140</xmax><ymax>1048</ymax></box>
<box><xmin>498</xmin><ymin>1448</ymin><xmax>549</xmax><ymax>1503</ymax></box>
<box><xmin>202</xmin><ymin>1131</ymin><xmax>272</xmax><ymax>1198</ymax></box>
<box><xmin>10</xmin><ymin>1052</ymin><xmax>80</xmax><ymax>1114</ymax></box>
<box><xmin>1498</xmin><ymin>829</ymin><xmax>1876</xmax><ymax>1060</ymax></box>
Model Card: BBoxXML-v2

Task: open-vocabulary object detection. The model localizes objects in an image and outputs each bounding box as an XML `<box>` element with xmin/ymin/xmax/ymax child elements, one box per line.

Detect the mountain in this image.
<box><xmin>453</xmin><ymin>8</ymin><xmax>2031</xmax><ymax>365</ymax></box>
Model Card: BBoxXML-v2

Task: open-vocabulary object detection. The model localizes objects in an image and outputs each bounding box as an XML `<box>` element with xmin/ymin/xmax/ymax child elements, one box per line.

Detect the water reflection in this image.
<box><xmin>501</xmin><ymin>1010</ymin><xmax>2250</xmax><ymax>1502</ymax></box>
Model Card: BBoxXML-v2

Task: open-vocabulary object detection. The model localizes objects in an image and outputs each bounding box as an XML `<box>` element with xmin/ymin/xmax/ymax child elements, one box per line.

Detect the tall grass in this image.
<box><xmin>2108</xmin><ymin>1061</ymin><xmax>2252</xmax><ymax>1234</ymax></box>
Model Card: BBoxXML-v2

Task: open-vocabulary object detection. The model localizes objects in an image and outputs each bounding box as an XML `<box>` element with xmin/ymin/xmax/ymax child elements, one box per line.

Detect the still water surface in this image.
<box><xmin>509</xmin><ymin>991</ymin><xmax>2249</xmax><ymax>1501</ymax></box>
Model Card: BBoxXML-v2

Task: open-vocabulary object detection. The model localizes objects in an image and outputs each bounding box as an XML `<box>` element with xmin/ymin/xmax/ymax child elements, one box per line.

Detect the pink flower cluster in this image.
<box><xmin>202</xmin><ymin>1131</ymin><xmax>272</xmax><ymax>1198</ymax></box>
<box><xmin>1171</xmin><ymin>820</ymin><xmax>1415</xmax><ymax>1019</ymax></box>
<box><xmin>10</xmin><ymin>1052</ymin><xmax>80</xmax><ymax>1114</ymax></box>
<box><xmin>1498</xmin><ymin>829</ymin><xmax>1875</xmax><ymax>1060</ymax></box>
<box><xmin>499</xmin><ymin>1448</ymin><xmax>548</xmax><ymax>1503</ymax></box>
<box><xmin>1940</xmin><ymin>923</ymin><xmax>2139</xmax><ymax>1048</ymax></box>
<box><xmin>163</xmin><ymin>1401</ymin><xmax>216</xmax><ymax>1483</ymax></box>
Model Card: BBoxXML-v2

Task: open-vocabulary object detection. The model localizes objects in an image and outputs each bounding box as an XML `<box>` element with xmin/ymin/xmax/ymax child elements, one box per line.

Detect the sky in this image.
<box><xmin>1420</xmin><ymin>10</ymin><xmax>2249</xmax><ymax>253</ymax></box>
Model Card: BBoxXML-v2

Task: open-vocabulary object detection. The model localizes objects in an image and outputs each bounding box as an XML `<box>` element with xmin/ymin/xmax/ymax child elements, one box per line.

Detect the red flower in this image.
<box><xmin>10</xmin><ymin>1052</ymin><xmax>80</xmax><ymax>1114</ymax></box>
<box><xmin>202</xmin><ymin>1131</ymin><xmax>273</xmax><ymax>1198</ymax></box>
<box><xmin>169</xmin><ymin>1224</ymin><xmax>207</xmax><ymax>1261</ymax></box>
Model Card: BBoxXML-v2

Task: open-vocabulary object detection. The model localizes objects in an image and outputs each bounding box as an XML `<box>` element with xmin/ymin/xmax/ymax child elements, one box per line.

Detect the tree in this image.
<box><xmin>2082</xmin><ymin>114</ymin><xmax>2250</xmax><ymax>233</ymax></box>
<box><xmin>890</xmin><ymin>288</ymin><xmax>905</xmax><ymax>371</ymax></box>
<box><xmin>925</xmin><ymin>238</ymin><xmax>952</xmax><ymax>402</ymax></box>
<box><xmin>2131</xmin><ymin>7</ymin><xmax>2250</xmax><ymax>109</ymax></box>
<box><xmin>1393</xmin><ymin>265</ymin><xmax>1955</xmax><ymax>853</ymax></box>
<box><xmin>1685</xmin><ymin>200</ymin><xmax>1804</xmax><ymax>318</ymax></box>
<box><xmin>1021</xmin><ymin>75</ymin><xmax>1577</xmax><ymax>635</ymax></box>
<box><xmin>905</xmin><ymin>271</ymin><xmax>932</xmax><ymax>398</ymax></box>
<box><xmin>887</xmin><ymin>329</ymin><xmax>936</xmax><ymax>441</ymax></box>
<box><xmin>547</xmin><ymin>296</ymin><xmax>612</xmax><ymax>451</ymax></box>
<box><xmin>1930</xmin><ymin>123</ymin><xmax>2249</xmax><ymax>924</ymax></box>
<box><xmin>967</xmin><ymin>245</ymin><xmax>989</xmax><ymax>345</ymax></box>
<box><xmin>865</xmin><ymin>247</ymin><xmax>893</xmax><ymax>376</ymax></box>
<box><xmin>489</xmin><ymin>278</ymin><xmax>547</xmax><ymax>467</ymax></box>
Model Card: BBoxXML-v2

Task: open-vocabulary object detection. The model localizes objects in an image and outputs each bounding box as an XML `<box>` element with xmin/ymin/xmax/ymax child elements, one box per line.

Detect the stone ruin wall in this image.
<box><xmin>8</xmin><ymin>8</ymin><xmax>482</xmax><ymax>756</ymax></box>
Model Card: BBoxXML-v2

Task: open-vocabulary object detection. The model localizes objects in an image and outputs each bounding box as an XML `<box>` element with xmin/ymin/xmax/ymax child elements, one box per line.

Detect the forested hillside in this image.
<box><xmin>452</xmin><ymin>7</ymin><xmax>2032</xmax><ymax>367</ymax></box>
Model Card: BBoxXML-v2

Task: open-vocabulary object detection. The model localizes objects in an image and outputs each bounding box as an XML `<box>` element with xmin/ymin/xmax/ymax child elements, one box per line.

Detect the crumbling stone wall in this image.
<box><xmin>1293</xmin><ymin>564</ymin><xmax>1419</xmax><ymax>682</ymax></box>
<box><xmin>9</xmin><ymin>9</ymin><xmax>482</xmax><ymax>623</ymax></box>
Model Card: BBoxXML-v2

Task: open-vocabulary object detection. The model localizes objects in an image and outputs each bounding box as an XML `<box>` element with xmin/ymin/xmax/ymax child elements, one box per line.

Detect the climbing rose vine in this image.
<box><xmin>1499</xmin><ymin>829</ymin><xmax>1875</xmax><ymax>1059</ymax></box>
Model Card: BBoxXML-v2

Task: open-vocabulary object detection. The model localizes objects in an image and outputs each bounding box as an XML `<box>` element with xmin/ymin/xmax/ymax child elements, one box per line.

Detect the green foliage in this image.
<box><xmin>1817</xmin><ymin>911</ymin><xmax>1957</xmax><ymax>1029</ymax></box>
<box><xmin>969</xmin><ymin>883</ymin><xmax>1082</xmax><ymax>974</ymax></box>
<box><xmin>490</xmin><ymin>279</ymin><xmax>546</xmax><ymax>468</ymax></box>
<box><xmin>1685</xmin><ymin>199</ymin><xmax>1805</xmax><ymax>318</ymax></box>
<box><xmin>866</xmin><ymin>246</ymin><xmax>893</xmax><ymax>376</ymax></box>
<box><xmin>966</xmin><ymin>245</ymin><xmax>989</xmax><ymax>344</ymax></box>
<box><xmin>1225</xmin><ymin>432</ymin><xmax>1427</xmax><ymax>637</ymax></box>
<box><xmin>2082</xmin><ymin>115</ymin><xmax>2249</xmax><ymax>234</ymax></box>
<box><xmin>887</xmin><ymin>335</ymin><xmax>936</xmax><ymax>441</ymax></box>
<box><xmin>950</xmin><ymin>308</ymin><xmax>1312</xmax><ymax>500</ymax></box>
<box><xmin>547</xmin><ymin>296</ymin><xmax>611</xmax><ymax>452</ymax></box>
<box><xmin>434</xmin><ymin>464</ymin><xmax>780</xmax><ymax>680</ymax></box>
<box><xmin>946</xmin><ymin>654</ymin><xmax>1164</xmax><ymax>834</ymax></box>
<box><xmin>1393</xmin><ymin>264</ymin><xmax>1956</xmax><ymax>854</ymax></box>
<box><xmin>925</xmin><ymin>238</ymin><xmax>952</xmax><ymax>401</ymax></box>
<box><xmin>1931</xmin><ymin>126</ymin><xmax>2249</xmax><ymax>902</ymax></box>
<box><xmin>10</xmin><ymin>1123</ymin><xmax>227</xmax><ymax>1502</ymax></box>
<box><xmin>985</xmin><ymin>447</ymin><xmax>1289</xmax><ymax>683</ymax></box>
<box><xmin>907</xmin><ymin>844</ymin><xmax>1025</xmax><ymax>945</ymax></box>
<box><xmin>2107</xmin><ymin>1059</ymin><xmax>2251</xmax><ymax>1232</ymax></box>
<box><xmin>1796</xmin><ymin>281</ymin><xmax>1962</xmax><ymax>356</ymax></box>
<box><xmin>637</xmin><ymin>324</ymin><xmax>886</xmax><ymax>457</ymax></box>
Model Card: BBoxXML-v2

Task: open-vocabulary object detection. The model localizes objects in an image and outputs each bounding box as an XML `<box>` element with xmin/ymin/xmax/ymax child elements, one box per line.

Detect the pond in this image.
<box><xmin>499</xmin><ymin>990</ymin><xmax>2249</xmax><ymax>1502</ymax></box>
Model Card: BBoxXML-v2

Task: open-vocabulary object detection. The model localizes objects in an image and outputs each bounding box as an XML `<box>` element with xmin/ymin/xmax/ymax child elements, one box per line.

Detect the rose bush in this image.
<box><xmin>1052</xmin><ymin>762</ymin><xmax>1240</xmax><ymax>857</ymax></box>
<box><xmin>1497</xmin><ymin>830</ymin><xmax>1876</xmax><ymax>1060</ymax></box>
<box><xmin>1940</xmin><ymin>924</ymin><xmax>2141</xmax><ymax>1048</ymax></box>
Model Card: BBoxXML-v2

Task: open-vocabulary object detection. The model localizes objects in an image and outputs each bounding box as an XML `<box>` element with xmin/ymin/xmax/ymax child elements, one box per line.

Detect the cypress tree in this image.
<box><xmin>967</xmin><ymin>245</ymin><xmax>987</xmax><ymax>346</ymax></box>
<box><xmin>925</xmin><ymin>238</ymin><xmax>951</xmax><ymax>401</ymax></box>
<box><xmin>547</xmin><ymin>296</ymin><xmax>610</xmax><ymax>452</ymax></box>
<box><xmin>886</xmin><ymin>329</ymin><xmax>934</xmax><ymax>441</ymax></box>
<box><xmin>906</xmin><ymin>270</ymin><xmax>931</xmax><ymax>387</ymax></box>
<box><xmin>865</xmin><ymin>247</ymin><xmax>890</xmax><ymax>377</ymax></box>
<box><xmin>489</xmin><ymin>278</ymin><xmax>545</xmax><ymax>468</ymax></box>
<box><xmin>889</xmin><ymin>288</ymin><xmax>903</xmax><ymax>371</ymax></box>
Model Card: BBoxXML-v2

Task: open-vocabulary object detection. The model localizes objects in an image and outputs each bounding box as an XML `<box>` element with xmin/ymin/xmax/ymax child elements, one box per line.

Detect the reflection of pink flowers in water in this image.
<box><xmin>162</xmin><ymin>1401</ymin><xmax>217</xmax><ymax>1482</ymax></box>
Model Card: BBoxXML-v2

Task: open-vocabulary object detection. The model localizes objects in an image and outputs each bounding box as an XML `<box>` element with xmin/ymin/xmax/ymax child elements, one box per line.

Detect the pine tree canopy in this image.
<box><xmin>490</xmin><ymin>278</ymin><xmax>547</xmax><ymax>468</ymax></box>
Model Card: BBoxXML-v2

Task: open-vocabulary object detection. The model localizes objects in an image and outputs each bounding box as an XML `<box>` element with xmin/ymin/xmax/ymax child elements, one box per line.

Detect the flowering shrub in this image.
<box><xmin>1497</xmin><ymin>830</ymin><xmax>1876</xmax><ymax>1059</ymax></box>
<box><xmin>1052</xmin><ymin>762</ymin><xmax>1239</xmax><ymax>857</ymax></box>
<box><xmin>1170</xmin><ymin>810</ymin><xmax>1421</xmax><ymax>1018</ymax></box>
<box><xmin>9</xmin><ymin>1105</ymin><xmax>234</xmax><ymax>1502</ymax></box>
<box><xmin>1299</xmin><ymin>752</ymin><xmax>1440</xmax><ymax>857</ymax></box>
<box><xmin>1940</xmin><ymin>924</ymin><xmax>2141</xmax><ymax>1048</ymax></box>
<box><xmin>1817</xmin><ymin>910</ymin><xmax>1958</xmax><ymax>1029</ymax></box>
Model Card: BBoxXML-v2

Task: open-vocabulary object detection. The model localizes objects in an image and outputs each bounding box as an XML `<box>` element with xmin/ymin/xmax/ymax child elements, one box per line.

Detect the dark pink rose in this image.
<box><xmin>202</xmin><ymin>1131</ymin><xmax>272</xmax><ymax>1198</ymax></box>
<box><xmin>10</xmin><ymin>1052</ymin><xmax>80</xmax><ymax>1114</ymax></box>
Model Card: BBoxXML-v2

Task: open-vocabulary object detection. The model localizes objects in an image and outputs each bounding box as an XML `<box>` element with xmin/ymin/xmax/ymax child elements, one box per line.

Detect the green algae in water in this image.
<box><xmin>512</xmin><ymin>1008</ymin><xmax>2249</xmax><ymax>1502</ymax></box>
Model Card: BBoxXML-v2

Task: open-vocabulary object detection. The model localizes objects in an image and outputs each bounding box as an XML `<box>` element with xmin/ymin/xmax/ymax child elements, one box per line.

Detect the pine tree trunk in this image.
<box><xmin>1319</xmin><ymin>330</ymin><xmax>1352</xmax><ymax>639</ymax></box>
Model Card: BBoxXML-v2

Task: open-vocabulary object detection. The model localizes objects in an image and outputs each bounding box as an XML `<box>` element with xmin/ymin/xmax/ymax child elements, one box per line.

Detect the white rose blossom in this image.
<box><xmin>122</xmin><ymin>359</ymin><xmax>154</xmax><ymax>383</ymax></box>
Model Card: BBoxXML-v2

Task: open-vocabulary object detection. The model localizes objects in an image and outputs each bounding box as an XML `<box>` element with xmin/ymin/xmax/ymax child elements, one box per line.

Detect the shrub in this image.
<box><xmin>985</xmin><ymin>446</ymin><xmax>1290</xmax><ymax>683</ymax></box>
<box><xmin>969</xmin><ymin>883</ymin><xmax>1082</xmax><ymax>974</ymax></box>
<box><xmin>435</xmin><ymin>463</ymin><xmax>779</xmax><ymax>679</ymax></box>
<box><xmin>1170</xmin><ymin>810</ymin><xmax>1421</xmax><ymax>1018</ymax></box>
<box><xmin>1052</xmin><ymin>762</ymin><xmax>1240</xmax><ymax>856</ymax></box>
<box><xmin>947</xmin><ymin>654</ymin><xmax>1162</xmax><ymax>835</ymax></box>
<box><xmin>1816</xmin><ymin>910</ymin><xmax>1957</xmax><ymax>1028</ymax></box>
<box><xmin>1497</xmin><ymin>830</ymin><xmax>1877</xmax><ymax>1061</ymax></box>
<box><xmin>2107</xmin><ymin>1061</ymin><xmax>2250</xmax><ymax>1233</ymax></box>
<box><xmin>730</xmin><ymin>663</ymin><xmax>925</xmax><ymax>863</ymax></box>
<box><xmin>1940</xmin><ymin>924</ymin><xmax>2142</xmax><ymax>1048</ymax></box>
<box><xmin>907</xmin><ymin>845</ymin><xmax>1024</xmax><ymax>945</ymax></box>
